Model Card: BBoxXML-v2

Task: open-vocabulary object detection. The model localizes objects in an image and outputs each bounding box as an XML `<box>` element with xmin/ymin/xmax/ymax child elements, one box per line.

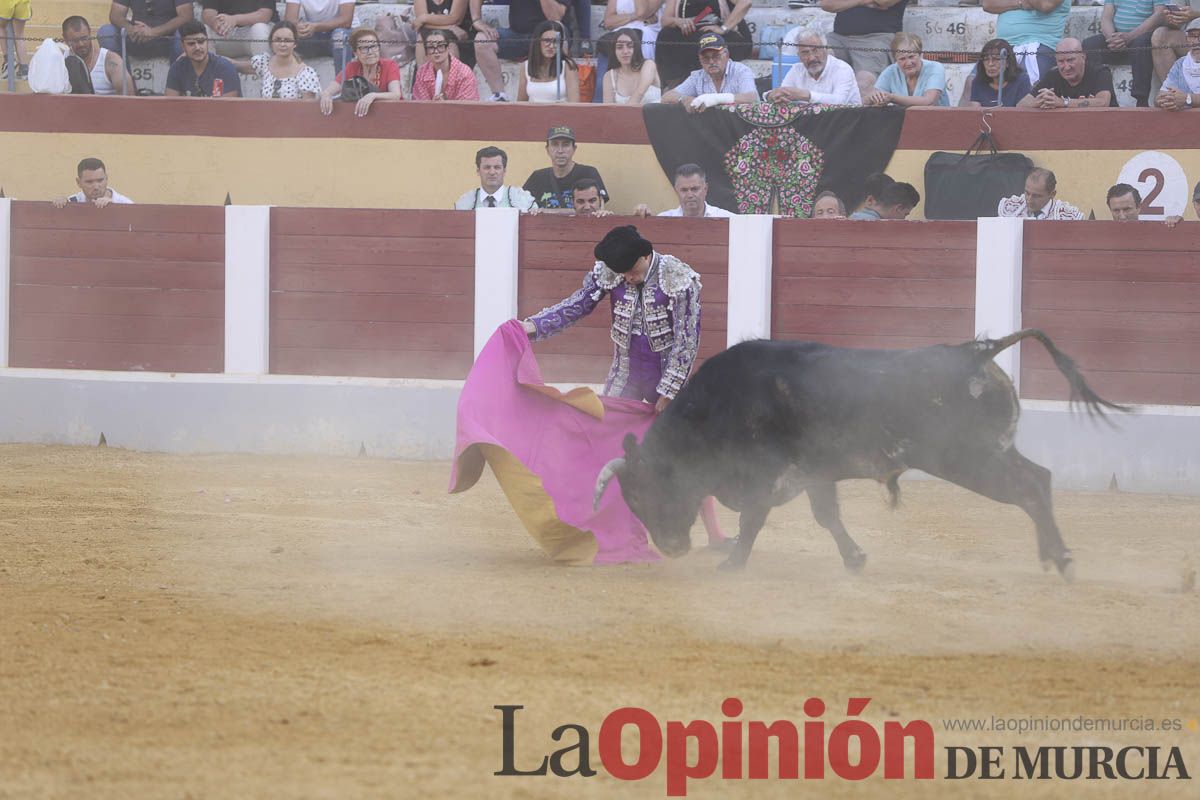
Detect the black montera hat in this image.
<box><xmin>594</xmin><ymin>225</ymin><xmax>653</xmax><ymax>273</ymax></box>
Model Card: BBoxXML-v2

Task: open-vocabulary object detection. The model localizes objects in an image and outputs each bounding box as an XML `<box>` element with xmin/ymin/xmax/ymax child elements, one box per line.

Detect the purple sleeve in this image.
<box><xmin>526</xmin><ymin>268</ymin><xmax>608</xmax><ymax>342</ymax></box>
<box><xmin>657</xmin><ymin>279</ymin><xmax>701</xmax><ymax>399</ymax></box>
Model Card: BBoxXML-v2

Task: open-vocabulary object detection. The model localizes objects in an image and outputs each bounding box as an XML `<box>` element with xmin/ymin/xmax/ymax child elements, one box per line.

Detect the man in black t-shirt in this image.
<box><xmin>819</xmin><ymin>0</ymin><xmax>909</xmax><ymax>93</ymax></box>
<box><xmin>200</xmin><ymin>0</ymin><xmax>275</xmax><ymax>57</ymax></box>
<box><xmin>489</xmin><ymin>0</ymin><xmax>569</xmax><ymax>61</ymax></box>
<box><xmin>1019</xmin><ymin>37</ymin><xmax>1117</xmax><ymax>109</ymax></box>
<box><xmin>523</xmin><ymin>126</ymin><xmax>611</xmax><ymax>211</ymax></box>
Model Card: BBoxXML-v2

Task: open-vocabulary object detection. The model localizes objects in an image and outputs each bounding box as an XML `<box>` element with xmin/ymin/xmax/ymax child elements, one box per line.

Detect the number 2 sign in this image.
<box><xmin>1117</xmin><ymin>151</ymin><xmax>1190</xmax><ymax>220</ymax></box>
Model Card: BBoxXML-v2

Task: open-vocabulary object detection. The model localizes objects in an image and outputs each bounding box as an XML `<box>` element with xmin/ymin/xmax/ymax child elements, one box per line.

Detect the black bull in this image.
<box><xmin>593</xmin><ymin>330</ymin><xmax>1127</xmax><ymax>580</ymax></box>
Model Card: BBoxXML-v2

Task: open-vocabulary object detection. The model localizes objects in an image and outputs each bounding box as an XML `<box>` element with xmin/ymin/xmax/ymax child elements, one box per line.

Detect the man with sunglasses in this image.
<box><xmin>164</xmin><ymin>19</ymin><xmax>242</xmax><ymax>96</ymax></box>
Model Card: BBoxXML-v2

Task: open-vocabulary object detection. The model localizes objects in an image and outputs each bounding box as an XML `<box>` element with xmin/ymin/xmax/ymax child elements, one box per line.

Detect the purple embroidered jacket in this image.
<box><xmin>526</xmin><ymin>252</ymin><xmax>703</xmax><ymax>401</ymax></box>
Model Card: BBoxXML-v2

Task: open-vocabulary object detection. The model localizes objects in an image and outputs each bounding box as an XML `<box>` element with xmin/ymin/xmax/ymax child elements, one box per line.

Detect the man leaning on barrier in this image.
<box><xmin>52</xmin><ymin>158</ymin><xmax>134</xmax><ymax>209</ymax></box>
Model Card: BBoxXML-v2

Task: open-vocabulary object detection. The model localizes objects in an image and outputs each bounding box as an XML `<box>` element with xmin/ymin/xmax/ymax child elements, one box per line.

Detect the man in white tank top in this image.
<box><xmin>63</xmin><ymin>16</ymin><xmax>136</xmax><ymax>95</ymax></box>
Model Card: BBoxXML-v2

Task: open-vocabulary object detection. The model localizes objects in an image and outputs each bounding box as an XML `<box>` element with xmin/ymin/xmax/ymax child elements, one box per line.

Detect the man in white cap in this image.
<box><xmin>661</xmin><ymin>32</ymin><xmax>759</xmax><ymax>112</ymax></box>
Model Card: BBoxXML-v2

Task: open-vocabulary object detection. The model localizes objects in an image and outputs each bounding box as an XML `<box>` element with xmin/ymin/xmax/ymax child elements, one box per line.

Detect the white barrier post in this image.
<box><xmin>726</xmin><ymin>214</ymin><xmax>774</xmax><ymax>348</ymax></box>
<box><xmin>0</xmin><ymin>198</ymin><xmax>9</xmax><ymax>368</ymax></box>
<box><xmin>975</xmin><ymin>216</ymin><xmax>1024</xmax><ymax>385</ymax></box>
<box><xmin>474</xmin><ymin>207</ymin><xmax>520</xmax><ymax>359</ymax></box>
<box><xmin>224</xmin><ymin>205</ymin><xmax>272</xmax><ymax>374</ymax></box>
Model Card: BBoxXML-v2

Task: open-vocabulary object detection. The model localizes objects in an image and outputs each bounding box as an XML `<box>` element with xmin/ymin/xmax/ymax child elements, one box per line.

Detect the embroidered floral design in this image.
<box><xmin>723</xmin><ymin>127</ymin><xmax>825</xmax><ymax>217</ymax></box>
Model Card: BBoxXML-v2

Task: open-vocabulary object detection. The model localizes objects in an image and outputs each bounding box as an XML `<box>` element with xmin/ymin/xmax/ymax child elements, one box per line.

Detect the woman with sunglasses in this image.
<box><xmin>318</xmin><ymin>26</ymin><xmax>404</xmax><ymax>116</ymax></box>
<box><xmin>234</xmin><ymin>21</ymin><xmax>321</xmax><ymax>99</ymax></box>
<box><xmin>517</xmin><ymin>20</ymin><xmax>579</xmax><ymax>103</ymax></box>
<box><xmin>412</xmin><ymin>28</ymin><xmax>480</xmax><ymax>100</ymax></box>
<box><xmin>601</xmin><ymin>28</ymin><xmax>661</xmax><ymax>104</ymax></box>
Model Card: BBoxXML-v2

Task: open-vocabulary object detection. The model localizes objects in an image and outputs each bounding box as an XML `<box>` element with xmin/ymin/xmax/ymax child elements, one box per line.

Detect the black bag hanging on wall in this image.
<box><xmin>923</xmin><ymin>131</ymin><xmax>1033</xmax><ymax>220</ymax></box>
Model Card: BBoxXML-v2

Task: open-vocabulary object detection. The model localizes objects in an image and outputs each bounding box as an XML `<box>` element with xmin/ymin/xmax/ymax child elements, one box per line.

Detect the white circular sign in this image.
<box><xmin>1116</xmin><ymin>151</ymin><xmax>1189</xmax><ymax>220</ymax></box>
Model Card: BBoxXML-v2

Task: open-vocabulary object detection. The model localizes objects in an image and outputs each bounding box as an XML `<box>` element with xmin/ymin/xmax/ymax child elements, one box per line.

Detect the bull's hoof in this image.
<box><xmin>716</xmin><ymin>557</ymin><xmax>746</xmax><ymax>573</ymax></box>
<box><xmin>1056</xmin><ymin>553</ymin><xmax>1076</xmax><ymax>583</ymax></box>
<box><xmin>707</xmin><ymin>536</ymin><xmax>737</xmax><ymax>554</ymax></box>
<box><xmin>843</xmin><ymin>549</ymin><xmax>868</xmax><ymax>574</ymax></box>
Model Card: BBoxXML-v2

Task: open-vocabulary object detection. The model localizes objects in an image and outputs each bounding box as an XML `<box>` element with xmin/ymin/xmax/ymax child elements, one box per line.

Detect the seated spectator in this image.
<box><xmin>1155</xmin><ymin>19</ymin><xmax>1200</xmax><ymax>110</ymax></box>
<box><xmin>165</xmin><ymin>20</ymin><xmax>242</xmax><ymax>96</ymax></box>
<box><xmin>62</xmin><ymin>16</ymin><xmax>136</xmax><ymax>95</ymax></box>
<box><xmin>573</xmin><ymin>179</ymin><xmax>615</xmax><ymax>217</ymax></box>
<box><xmin>52</xmin><ymin>158</ymin><xmax>133</xmax><ymax>208</ymax></box>
<box><xmin>413</xmin><ymin>28</ymin><xmax>480</xmax><ymax>100</ymax></box>
<box><xmin>233</xmin><ymin>21</ymin><xmax>320</xmax><ymax>99</ymax></box>
<box><xmin>765</xmin><ymin>30</ymin><xmax>861</xmax><ymax>105</ymax></box>
<box><xmin>469</xmin><ymin>0</ymin><xmax>549</xmax><ymax>101</ymax></box>
<box><xmin>603</xmin><ymin>0</ymin><xmax>662</xmax><ymax>61</ymax></box>
<box><xmin>412</xmin><ymin>0</ymin><xmax>469</xmax><ymax>69</ymax></box>
<box><xmin>819</xmin><ymin>0</ymin><xmax>909</xmax><ymax>97</ymax></box>
<box><xmin>998</xmin><ymin>167</ymin><xmax>1084</xmax><ymax>219</ymax></box>
<box><xmin>318</xmin><ymin>27</ymin><xmax>403</xmax><ymax>116</ymax></box>
<box><xmin>981</xmin><ymin>0</ymin><xmax>1071</xmax><ymax>85</ymax></box>
<box><xmin>657</xmin><ymin>0</ymin><xmax>752</xmax><ymax>85</ymax></box>
<box><xmin>101</xmin><ymin>0</ymin><xmax>191</xmax><ymax>63</ymax></box>
<box><xmin>524</xmin><ymin>126</ymin><xmax>610</xmax><ymax>211</ymax></box>
<box><xmin>283</xmin><ymin>0</ymin><xmax>352</xmax><ymax>75</ymax></box>
<box><xmin>634</xmin><ymin>163</ymin><xmax>735</xmax><ymax>217</ymax></box>
<box><xmin>661</xmin><ymin>33</ymin><xmax>758</xmax><ymax>111</ymax></box>
<box><xmin>966</xmin><ymin>38</ymin><xmax>1032</xmax><ymax>107</ymax></box>
<box><xmin>1018</xmin><ymin>37</ymin><xmax>1117</xmax><ymax>108</ymax></box>
<box><xmin>455</xmin><ymin>146</ymin><xmax>537</xmax><ymax>209</ymax></box>
<box><xmin>1082</xmin><ymin>0</ymin><xmax>1162</xmax><ymax>107</ymax></box>
<box><xmin>201</xmin><ymin>0</ymin><xmax>273</xmax><ymax>58</ymax></box>
<box><xmin>848</xmin><ymin>172</ymin><xmax>894</xmax><ymax>218</ymax></box>
<box><xmin>601</xmin><ymin>28</ymin><xmax>662</xmax><ymax>104</ymax></box>
<box><xmin>1152</xmin><ymin>2</ymin><xmax>1199</xmax><ymax>83</ymax></box>
<box><xmin>1106</xmin><ymin>183</ymin><xmax>1142</xmax><ymax>220</ymax></box>
<box><xmin>518</xmin><ymin>20</ymin><xmax>579</xmax><ymax>102</ymax></box>
<box><xmin>848</xmin><ymin>181</ymin><xmax>919</xmax><ymax>219</ymax></box>
<box><xmin>811</xmin><ymin>190</ymin><xmax>847</xmax><ymax>218</ymax></box>
<box><xmin>864</xmin><ymin>33</ymin><xmax>949</xmax><ymax>107</ymax></box>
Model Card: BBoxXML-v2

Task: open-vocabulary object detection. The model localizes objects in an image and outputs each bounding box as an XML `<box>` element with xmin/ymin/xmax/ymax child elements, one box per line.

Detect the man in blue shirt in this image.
<box><xmin>661</xmin><ymin>33</ymin><xmax>758</xmax><ymax>111</ymax></box>
<box><xmin>1082</xmin><ymin>0</ymin><xmax>1164</xmax><ymax>105</ymax></box>
<box><xmin>164</xmin><ymin>20</ymin><xmax>242</xmax><ymax>97</ymax></box>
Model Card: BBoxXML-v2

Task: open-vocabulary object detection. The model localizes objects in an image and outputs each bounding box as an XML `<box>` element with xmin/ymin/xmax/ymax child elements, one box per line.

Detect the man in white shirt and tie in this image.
<box><xmin>454</xmin><ymin>146</ymin><xmax>537</xmax><ymax>211</ymax></box>
<box><xmin>997</xmin><ymin>168</ymin><xmax>1084</xmax><ymax>220</ymax></box>
<box><xmin>764</xmin><ymin>31</ymin><xmax>862</xmax><ymax>106</ymax></box>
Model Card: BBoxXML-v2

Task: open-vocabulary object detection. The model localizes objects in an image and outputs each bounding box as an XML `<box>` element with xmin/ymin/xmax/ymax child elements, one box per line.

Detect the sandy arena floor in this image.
<box><xmin>1</xmin><ymin>443</ymin><xmax>1198</xmax><ymax>799</ymax></box>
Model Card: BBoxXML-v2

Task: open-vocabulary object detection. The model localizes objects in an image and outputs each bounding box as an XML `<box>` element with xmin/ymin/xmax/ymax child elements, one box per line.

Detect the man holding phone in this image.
<box><xmin>1152</xmin><ymin>0</ymin><xmax>1200</xmax><ymax>82</ymax></box>
<box><xmin>1081</xmin><ymin>0</ymin><xmax>1165</xmax><ymax>106</ymax></box>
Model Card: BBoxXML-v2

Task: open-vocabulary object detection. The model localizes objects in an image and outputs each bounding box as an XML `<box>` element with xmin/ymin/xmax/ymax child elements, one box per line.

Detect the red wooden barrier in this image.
<box><xmin>8</xmin><ymin>202</ymin><xmax>224</xmax><ymax>372</ymax></box>
<box><xmin>517</xmin><ymin>215</ymin><xmax>729</xmax><ymax>385</ymax></box>
<box><xmin>1021</xmin><ymin>221</ymin><xmax>1200</xmax><ymax>406</ymax></box>
<box><xmin>269</xmin><ymin>208</ymin><xmax>475</xmax><ymax>379</ymax></box>
<box><xmin>771</xmin><ymin>220</ymin><xmax>976</xmax><ymax>348</ymax></box>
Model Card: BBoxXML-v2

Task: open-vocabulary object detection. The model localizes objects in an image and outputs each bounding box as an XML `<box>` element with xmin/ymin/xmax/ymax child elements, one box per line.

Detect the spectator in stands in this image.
<box><xmin>982</xmin><ymin>0</ymin><xmax>1071</xmax><ymax>85</ymax></box>
<box><xmin>1082</xmin><ymin>0</ymin><xmax>1162</xmax><ymax>107</ymax></box>
<box><xmin>765</xmin><ymin>30</ymin><xmax>861</xmax><ymax>105</ymax></box>
<box><xmin>1152</xmin><ymin>1</ymin><xmax>1200</xmax><ymax>83</ymax></box>
<box><xmin>812</xmin><ymin>191</ymin><xmax>847</xmax><ymax>219</ymax></box>
<box><xmin>318</xmin><ymin>27</ymin><xmax>403</xmax><ymax>116</ymax></box>
<box><xmin>283</xmin><ymin>0</ymin><xmax>352</xmax><ymax>75</ymax></box>
<box><xmin>819</xmin><ymin>0</ymin><xmax>909</xmax><ymax>97</ymax></box>
<box><xmin>634</xmin><ymin>163</ymin><xmax>735</xmax><ymax>217</ymax></box>
<box><xmin>661</xmin><ymin>33</ymin><xmax>758</xmax><ymax>111</ymax></box>
<box><xmin>1165</xmin><ymin>179</ymin><xmax>1200</xmax><ymax>225</ymax></box>
<box><xmin>524</xmin><ymin>126</ymin><xmax>610</xmax><ymax>210</ymax></box>
<box><xmin>998</xmin><ymin>167</ymin><xmax>1084</xmax><ymax>219</ymax></box>
<box><xmin>573</xmin><ymin>179</ymin><xmax>615</xmax><ymax>217</ymax></box>
<box><xmin>468</xmin><ymin>0</ymin><xmax>530</xmax><ymax>101</ymax></box>
<box><xmin>0</xmin><ymin>0</ymin><xmax>30</xmax><ymax>80</ymax></box>
<box><xmin>518</xmin><ymin>20</ymin><xmax>580</xmax><ymax>102</ymax></box>
<box><xmin>412</xmin><ymin>0</ymin><xmax>469</xmax><ymax>68</ymax></box>
<box><xmin>455</xmin><ymin>146</ymin><xmax>537</xmax><ymax>209</ymax></box>
<box><xmin>848</xmin><ymin>181</ymin><xmax>919</xmax><ymax>219</ymax></box>
<box><xmin>1155</xmin><ymin>18</ymin><xmax>1200</xmax><ymax>109</ymax></box>
<box><xmin>1106</xmin><ymin>183</ymin><xmax>1142</xmax><ymax>220</ymax></box>
<box><xmin>657</xmin><ymin>0</ymin><xmax>752</xmax><ymax>86</ymax></box>
<box><xmin>62</xmin><ymin>16</ymin><xmax>136</xmax><ymax>95</ymax></box>
<box><xmin>848</xmin><ymin>172</ymin><xmax>894</xmax><ymax>218</ymax></box>
<box><xmin>603</xmin><ymin>0</ymin><xmax>663</xmax><ymax>61</ymax></box>
<box><xmin>601</xmin><ymin>28</ymin><xmax>662</xmax><ymax>104</ymax></box>
<box><xmin>165</xmin><ymin>20</ymin><xmax>242</xmax><ymax>96</ymax></box>
<box><xmin>234</xmin><ymin>21</ymin><xmax>320</xmax><ymax>99</ymax></box>
<box><xmin>965</xmin><ymin>38</ymin><xmax>1031</xmax><ymax>107</ymax></box>
<box><xmin>413</xmin><ymin>28</ymin><xmax>480</xmax><ymax>100</ymax></box>
<box><xmin>101</xmin><ymin>0</ymin><xmax>191</xmax><ymax>63</ymax></box>
<box><xmin>52</xmin><ymin>158</ymin><xmax>133</xmax><ymax>208</ymax></box>
<box><xmin>864</xmin><ymin>33</ymin><xmax>949</xmax><ymax>107</ymax></box>
<box><xmin>201</xmin><ymin>0</ymin><xmax>274</xmax><ymax>58</ymax></box>
<box><xmin>1018</xmin><ymin>37</ymin><xmax>1117</xmax><ymax>108</ymax></box>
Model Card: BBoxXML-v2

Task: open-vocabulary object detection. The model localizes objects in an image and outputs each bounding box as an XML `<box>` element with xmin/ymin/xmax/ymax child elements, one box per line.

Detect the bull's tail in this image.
<box><xmin>976</xmin><ymin>329</ymin><xmax>1131</xmax><ymax>417</ymax></box>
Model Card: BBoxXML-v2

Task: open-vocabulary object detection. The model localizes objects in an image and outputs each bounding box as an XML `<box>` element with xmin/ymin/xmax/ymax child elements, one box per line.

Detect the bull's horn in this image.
<box><xmin>593</xmin><ymin>457</ymin><xmax>626</xmax><ymax>510</ymax></box>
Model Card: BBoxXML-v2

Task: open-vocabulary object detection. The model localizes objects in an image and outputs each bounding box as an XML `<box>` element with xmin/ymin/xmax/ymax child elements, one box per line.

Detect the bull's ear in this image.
<box><xmin>622</xmin><ymin>433</ymin><xmax>639</xmax><ymax>459</ymax></box>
